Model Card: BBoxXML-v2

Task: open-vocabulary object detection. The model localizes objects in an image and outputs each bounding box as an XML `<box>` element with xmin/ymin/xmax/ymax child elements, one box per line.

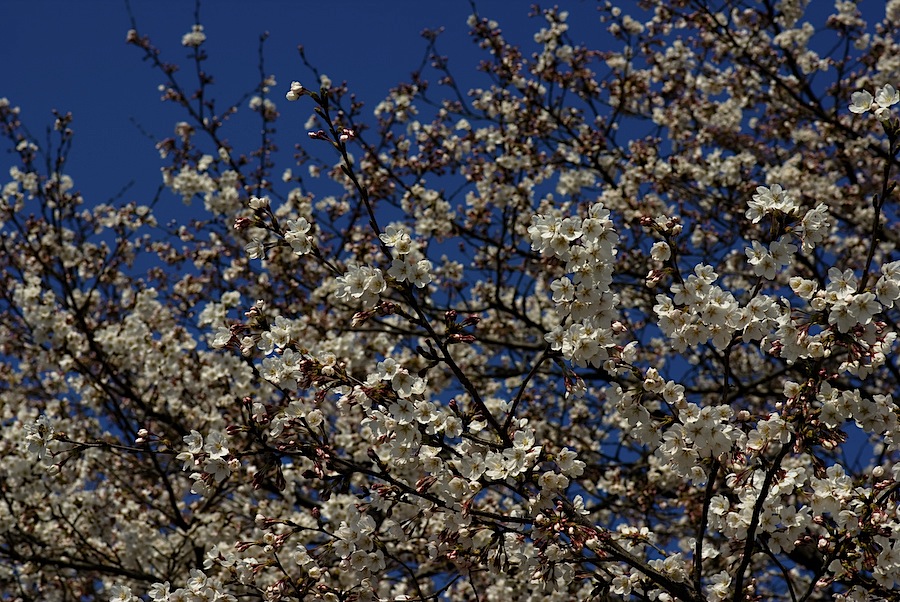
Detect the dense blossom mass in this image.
<box><xmin>4</xmin><ymin>1</ymin><xmax>900</xmax><ymax>601</ymax></box>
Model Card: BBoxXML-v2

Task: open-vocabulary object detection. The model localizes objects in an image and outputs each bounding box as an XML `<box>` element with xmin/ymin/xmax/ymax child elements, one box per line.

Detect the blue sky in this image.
<box><xmin>1</xmin><ymin>1</ymin><xmax>602</xmax><ymax>209</ymax></box>
<box><xmin>4</xmin><ymin>1</ymin><xmax>887</xmax><ymax>211</ymax></box>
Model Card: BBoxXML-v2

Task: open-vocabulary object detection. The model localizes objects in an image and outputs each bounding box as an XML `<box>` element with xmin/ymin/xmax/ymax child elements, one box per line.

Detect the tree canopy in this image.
<box><xmin>3</xmin><ymin>1</ymin><xmax>900</xmax><ymax>601</ymax></box>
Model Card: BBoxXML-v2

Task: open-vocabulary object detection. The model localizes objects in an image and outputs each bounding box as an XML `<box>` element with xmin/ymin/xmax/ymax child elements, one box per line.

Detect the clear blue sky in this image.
<box><xmin>2</xmin><ymin>0</ymin><xmax>888</xmax><ymax>341</ymax></box>
<box><xmin>1</xmin><ymin>1</ymin><xmax>601</xmax><ymax>210</ymax></box>
<box><xmin>3</xmin><ymin>1</ymin><xmax>886</xmax><ymax>211</ymax></box>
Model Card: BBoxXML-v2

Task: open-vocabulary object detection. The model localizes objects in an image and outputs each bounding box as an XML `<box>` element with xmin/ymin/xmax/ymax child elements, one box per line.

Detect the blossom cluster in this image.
<box><xmin>849</xmin><ymin>83</ymin><xmax>900</xmax><ymax>120</ymax></box>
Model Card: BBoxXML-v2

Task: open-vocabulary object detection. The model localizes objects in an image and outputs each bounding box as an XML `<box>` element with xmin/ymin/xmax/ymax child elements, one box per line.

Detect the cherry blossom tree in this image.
<box><xmin>3</xmin><ymin>1</ymin><xmax>900</xmax><ymax>601</ymax></box>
